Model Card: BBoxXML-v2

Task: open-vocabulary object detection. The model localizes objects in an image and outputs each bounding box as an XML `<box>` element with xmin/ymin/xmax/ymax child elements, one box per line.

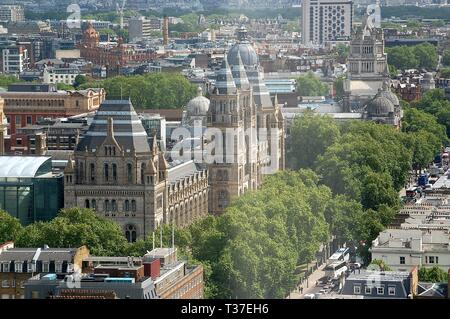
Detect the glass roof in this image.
<box><xmin>0</xmin><ymin>156</ymin><xmax>52</xmax><ymax>178</ymax></box>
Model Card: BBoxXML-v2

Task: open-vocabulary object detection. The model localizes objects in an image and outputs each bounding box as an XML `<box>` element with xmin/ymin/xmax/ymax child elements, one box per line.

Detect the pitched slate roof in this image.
<box><xmin>76</xmin><ymin>99</ymin><xmax>151</xmax><ymax>154</ymax></box>
<box><xmin>215</xmin><ymin>56</ymin><xmax>237</xmax><ymax>95</ymax></box>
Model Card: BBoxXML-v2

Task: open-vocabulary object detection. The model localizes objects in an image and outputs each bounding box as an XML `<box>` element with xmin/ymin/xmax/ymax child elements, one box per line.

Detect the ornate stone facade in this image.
<box><xmin>64</xmin><ymin>99</ymin><xmax>208</xmax><ymax>241</ymax></box>
<box><xmin>343</xmin><ymin>14</ymin><xmax>388</xmax><ymax>111</ymax></box>
<box><xmin>207</xmin><ymin>27</ymin><xmax>285</xmax><ymax>215</ymax></box>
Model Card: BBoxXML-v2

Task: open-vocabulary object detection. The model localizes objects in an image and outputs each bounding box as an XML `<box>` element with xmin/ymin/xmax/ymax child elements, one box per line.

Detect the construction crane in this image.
<box><xmin>116</xmin><ymin>0</ymin><xmax>127</xmax><ymax>30</ymax></box>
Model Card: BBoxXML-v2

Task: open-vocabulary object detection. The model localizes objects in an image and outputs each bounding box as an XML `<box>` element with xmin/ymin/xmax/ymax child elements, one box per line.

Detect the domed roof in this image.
<box><xmin>380</xmin><ymin>80</ymin><xmax>399</xmax><ymax>106</ymax></box>
<box><xmin>228</xmin><ymin>43</ymin><xmax>258</xmax><ymax>67</ymax></box>
<box><xmin>227</xmin><ymin>26</ymin><xmax>258</xmax><ymax>67</ymax></box>
<box><xmin>367</xmin><ymin>95</ymin><xmax>395</xmax><ymax>116</ymax></box>
<box><xmin>186</xmin><ymin>87</ymin><xmax>210</xmax><ymax>117</ymax></box>
<box><xmin>380</xmin><ymin>89</ymin><xmax>399</xmax><ymax>107</ymax></box>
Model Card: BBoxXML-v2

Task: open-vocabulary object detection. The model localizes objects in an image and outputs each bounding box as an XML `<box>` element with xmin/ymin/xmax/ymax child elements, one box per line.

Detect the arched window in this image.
<box><xmin>85</xmin><ymin>199</ymin><xmax>90</xmax><ymax>208</ymax></box>
<box><xmin>131</xmin><ymin>200</ymin><xmax>136</xmax><ymax>212</ymax></box>
<box><xmin>92</xmin><ymin>199</ymin><xmax>97</xmax><ymax>210</ymax></box>
<box><xmin>125</xmin><ymin>225</ymin><xmax>137</xmax><ymax>243</ymax></box>
<box><xmin>112</xmin><ymin>200</ymin><xmax>117</xmax><ymax>212</ymax></box>
<box><xmin>104</xmin><ymin>163</ymin><xmax>109</xmax><ymax>182</ymax></box>
<box><xmin>112</xmin><ymin>164</ymin><xmax>117</xmax><ymax>182</ymax></box>
<box><xmin>104</xmin><ymin>200</ymin><xmax>110</xmax><ymax>212</ymax></box>
<box><xmin>127</xmin><ymin>163</ymin><xmax>133</xmax><ymax>183</ymax></box>
<box><xmin>90</xmin><ymin>163</ymin><xmax>95</xmax><ymax>182</ymax></box>
<box><xmin>124</xmin><ymin>200</ymin><xmax>130</xmax><ymax>212</ymax></box>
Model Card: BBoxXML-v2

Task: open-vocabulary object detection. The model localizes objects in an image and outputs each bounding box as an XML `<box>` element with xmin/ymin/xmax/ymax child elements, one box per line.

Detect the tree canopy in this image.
<box><xmin>418</xmin><ymin>266</ymin><xmax>448</xmax><ymax>283</ymax></box>
<box><xmin>15</xmin><ymin>208</ymin><xmax>128</xmax><ymax>256</ymax></box>
<box><xmin>387</xmin><ymin>43</ymin><xmax>438</xmax><ymax>71</ymax></box>
<box><xmin>442</xmin><ymin>50</ymin><xmax>450</xmax><ymax>67</ymax></box>
<box><xmin>296</xmin><ymin>72</ymin><xmax>329</xmax><ymax>97</ymax></box>
<box><xmin>78</xmin><ymin>73</ymin><xmax>198</xmax><ymax>109</ymax></box>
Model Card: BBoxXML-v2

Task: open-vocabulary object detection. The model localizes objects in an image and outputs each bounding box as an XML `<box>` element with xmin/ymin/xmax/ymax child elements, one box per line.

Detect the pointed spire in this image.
<box><xmin>158</xmin><ymin>152</ymin><xmax>168</xmax><ymax>171</ymax></box>
<box><xmin>230</xmin><ymin>51</ymin><xmax>250</xmax><ymax>90</ymax></box>
<box><xmin>215</xmin><ymin>55</ymin><xmax>236</xmax><ymax>95</ymax></box>
<box><xmin>151</xmin><ymin>130</ymin><xmax>158</xmax><ymax>156</ymax></box>
<box><xmin>146</xmin><ymin>159</ymin><xmax>157</xmax><ymax>175</ymax></box>
<box><xmin>64</xmin><ymin>154</ymin><xmax>75</xmax><ymax>173</ymax></box>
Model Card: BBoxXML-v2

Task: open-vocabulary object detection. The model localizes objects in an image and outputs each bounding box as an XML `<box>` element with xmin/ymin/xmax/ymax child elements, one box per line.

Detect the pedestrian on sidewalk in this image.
<box><xmin>301</xmin><ymin>287</ymin><xmax>304</xmax><ymax>294</ymax></box>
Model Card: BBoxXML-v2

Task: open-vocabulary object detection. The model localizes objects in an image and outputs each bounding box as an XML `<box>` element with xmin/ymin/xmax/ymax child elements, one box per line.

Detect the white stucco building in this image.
<box><xmin>371</xmin><ymin>228</ymin><xmax>450</xmax><ymax>272</ymax></box>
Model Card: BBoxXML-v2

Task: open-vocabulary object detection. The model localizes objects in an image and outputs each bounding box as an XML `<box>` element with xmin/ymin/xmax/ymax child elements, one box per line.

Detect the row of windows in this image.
<box><xmin>353</xmin><ymin>285</ymin><xmax>396</xmax><ymax>296</ymax></box>
<box><xmin>1</xmin><ymin>261</ymin><xmax>62</xmax><ymax>273</ymax></box>
<box><xmin>84</xmin><ymin>199</ymin><xmax>137</xmax><ymax>212</ymax></box>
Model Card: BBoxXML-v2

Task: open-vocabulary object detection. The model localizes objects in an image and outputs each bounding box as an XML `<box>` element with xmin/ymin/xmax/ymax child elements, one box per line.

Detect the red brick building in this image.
<box><xmin>79</xmin><ymin>23</ymin><xmax>157</xmax><ymax>75</ymax></box>
<box><xmin>0</xmin><ymin>83</ymin><xmax>105</xmax><ymax>154</ymax></box>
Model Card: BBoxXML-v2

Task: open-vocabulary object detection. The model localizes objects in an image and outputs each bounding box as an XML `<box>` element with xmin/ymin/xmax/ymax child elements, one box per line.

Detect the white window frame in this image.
<box><xmin>429</xmin><ymin>256</ymin><xmax>435</xmax><ymax>264</ymax></box>
<box><xmin>365</xmin><ymin>286</ymin><xmax>372</xmax><ymax>294</ymax></box>
<box><xmin>27</xmin><ymin>262</ymin><xmax>33</xmax><ymax>273</ymax></box>
<box><xmin>377</xmin><ymin>287</ymin><xmax>384</xmax><ymax>295</ymax></box>
<box><xmin>399</xmin><ymin>256</ymin><xmax>405</xmax><ymax>265</ymax></box>
<box><xmin>55</xmin><ymin>262</ymin><xmax>62</xmax><ymax>273</ymax></box>
<box><xmin>353</xmin><ymin>285</ymin><xmax>361</xmax><ymax>294</ymax></box>
<box><xmin>388</xmin><ymin>287</ymin><xmax>396</xmax><ymax>296</ymax></box>
<box><xmin>1</xmin><ymin>280</ymin><xmax>9</xmax><ymax>288</ymax></box>
<box><xmin>15</xmin><ymin>262</ymin><xmax>22</xmax><ymax>273</ymax></box>
<box><xmin>42</xmin><ymin>262</ymin><xmax>49</xmax><ymax>273</ymax></box>
<box><xmin>2</xmin><ymin>262</ymin><xmax>9</xmax><ymax>272</ymax></box>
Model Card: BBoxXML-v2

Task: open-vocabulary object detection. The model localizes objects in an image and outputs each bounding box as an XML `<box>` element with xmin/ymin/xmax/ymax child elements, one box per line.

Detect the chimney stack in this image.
<box><xmin>163</xmin><ymin>15</ymin><xmax>169</xmax><ymax>46</ymax></box>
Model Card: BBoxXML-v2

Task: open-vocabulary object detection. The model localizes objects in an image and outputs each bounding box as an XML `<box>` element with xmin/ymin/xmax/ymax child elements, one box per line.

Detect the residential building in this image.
<box><xmin>0</xmin><ymin>5</ymin><xmax>24</xmax><ymax>23</ymax></box>
<box><xmin>0</xmin><ymin>242</ymin><xmax>89</xmax><ymax>299</ymax></box>
<box><xmin>371</xmin><ymin>228</ymin><xmax>450</xmax><ymax>272</ymax></box>
<box><xmin>63</xmin><ymin>99</ymin><xmax>209</xmax><ymax>241</ymax></box>
<box><xmin>42</xmin><ymin>65</ymin><xmax>84</xmax><ymax>86</ymax></box>
<box><xmin>2</xmin><ymin>45</ymin><xmax>28</xmax><ymax>74</ymax></box>
<box><xmin>0</xmin><ymin>83</ymin><xmax>105</xmax><ymax>137</ymax></box>
<box><xmin>6</xmin><ymin>21</ymin><xmax>51</xmax><ymax>35</ymax></box>
<box><xmin>340</xmin><ymin>268</ymin><xmax>418</xmax><ymax>299</ymax></box>
<box><xmin>0</xmin><ymin>156</ymin><xmax>64</xmax><ymax>225</ymax></box>
<box><xmin>301</xmin><ymin>0</ymin><xmax>353</xmax><ymax>46</ymax></box>
<box><xmin>12</xmin><ymin>119</ymin><xmax>88</xmax><ymax>155</ymax></box>
<box><xmin>24</xmin><ymin>247</ymin><xmax>203</xmax><ymax>299</ymax></box>
<box><xmin>129</xmin><ymin>16</ymin><xmax>153</xmax><ymax>42</ymax></box>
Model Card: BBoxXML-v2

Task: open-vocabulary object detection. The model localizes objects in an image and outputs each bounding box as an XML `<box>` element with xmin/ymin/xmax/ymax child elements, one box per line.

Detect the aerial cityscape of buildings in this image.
<box><xmin>0</xmin><ymin>0</ymin><xmax>449</xmax><ymax>304</ymax></box>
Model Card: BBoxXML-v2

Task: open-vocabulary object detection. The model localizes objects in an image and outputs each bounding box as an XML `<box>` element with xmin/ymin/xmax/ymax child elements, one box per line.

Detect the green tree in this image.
<box><xmin>368</xmin><ymin>259</ymin><xmax>392</xmax><ymax>271</ymax></box>
<box><xmin>287</xmin><ymin>111</ymin><xmax>340</xmax><ymax>169</ymax></box>
<box><xmin>439</xmin><ymin>67</ymin><xmax>450</xmax><ymax>78</ymax></box>
<box><xmin>334</xmin><ymin>76</ymin><xmax>345</xmax><ymax>101</ymax></box>
<box><xmin>0</xmin><ymin>75</ymin><xmax>22</xmax><ymax>88</ymax></box>
<box><xmin>0</xmin><ymin>210</ymin><xmax>23</xmax><ymax>243</ymax></box>
<box><xmin>442</xmin><ymin>50</ymin><xmax>450</xmax><ymax>67</ymax></box>
<box><xmin>297</xmin><ymin>72</ymin><xmax>329</xmax><ymax>97</ymax></box>
<box><xmin>16</xmin><ymin>208</ymin><xmax>128</xmax><ymax>256</ymax></box>
<box><xmin>413</xmin><ymin>43</ymin><xmax>438</xmax><ymax>70</ymax></box>
<box><xmin>335</xmin><ymin>44</ymin><xmax>349</xmax><ymax>63</ymax></box>
<box><xmin>79</xmin><ymin>73</ymin><xmax>197</xmax><ymax>109</ymax></box>
<box><xmin>418</xmin><ymin>266</ymin><xmax>447</xmax><ymax>282</ymax></box>
<box><xmin>387</xmin><ymin>46</ymin><xmax>418</xmax><ymax>70</ymax></box>
<box><xmin>74</xmin><ymin>75</ymin><xmax>88</xmax><ymax>87</ymax></box>
<box><xmin>56</xmin><ymin>83</ymin><xmax>75</xmax><ymax>90</ymax></box>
